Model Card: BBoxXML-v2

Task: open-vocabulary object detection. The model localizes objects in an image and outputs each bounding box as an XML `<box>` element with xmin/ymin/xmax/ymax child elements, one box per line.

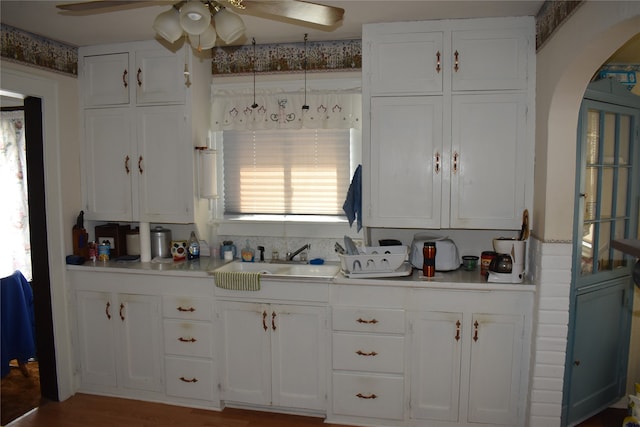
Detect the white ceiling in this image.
<box><xmin>1</xmin><ymin>1</ymin><xmax>546</xmax><ymax>47</ymax></box>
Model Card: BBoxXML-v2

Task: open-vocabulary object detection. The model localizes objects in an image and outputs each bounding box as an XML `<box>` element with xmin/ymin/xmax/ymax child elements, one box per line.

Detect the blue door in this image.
<box><xmin>564</xmin><ymin>80</ymin><xmax>640</xmax><ymax>426</ymax></box>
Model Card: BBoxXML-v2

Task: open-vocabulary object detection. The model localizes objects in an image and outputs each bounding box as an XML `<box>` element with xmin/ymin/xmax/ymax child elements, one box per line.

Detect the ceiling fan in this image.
<box><xmin>56</xmin><ymin>1</ymin><xmax>345</xmax><ymax>49</ymax></box>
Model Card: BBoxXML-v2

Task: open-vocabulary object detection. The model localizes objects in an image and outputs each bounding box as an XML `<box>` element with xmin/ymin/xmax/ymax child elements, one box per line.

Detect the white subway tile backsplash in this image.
<box><xmin>538</xmin><ymin>296</ymin><xmax>571</xmax><ymax>311</ymax></box>
<box><xmin>532</xmin><ymin>376</ymin><xmax>564</xmax><ymax>391</ymax></box>
<box><xmin>535</xmin><ymin>336</ymin><xmax>569</xmax><ymax>352</ymax></box>
<box><xmin>535</xmin><ymin>350</ymin><xmax>567</xmax><ymax>365</ymax></box>
<box><xmin>537</xmin><ymin>309</ymin><xmax>569</xmax><ymax>325</ymax></box>
<box><xmin>538</xmin><ymin>283</ymin><xmax>571</xmax><ymax>298</ymax></box>
<box><xmin>536</xmin><ymin>323</ymin><xmax>568</xmax><ymax>338</ymax></box>
<box><xmin>531</xmin><ymin>389</ymin><xmax>563</xmax><ymax>403</ymax></box>
<box><xmin>532</xmin><ymin>362</ymin><xmax>565</xmax><ymax>378</ymax></box>
<box><xmin>529</xmin><ymin>415</ymin><xmax>562</xmax><ymax>427</ymax></box>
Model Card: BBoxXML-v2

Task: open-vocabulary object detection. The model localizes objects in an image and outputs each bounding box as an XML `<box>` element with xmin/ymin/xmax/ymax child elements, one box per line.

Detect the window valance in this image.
<box><xmin>211</xmin><ymin>90</ymin><xmax>361</xmax><ymax>131</ymax></box>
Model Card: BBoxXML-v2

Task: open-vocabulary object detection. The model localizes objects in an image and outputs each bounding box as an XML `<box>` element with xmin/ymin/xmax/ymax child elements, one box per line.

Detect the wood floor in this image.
<box><xmin>6</xmin><ymin>394</ymin><xmax>349</xmax><ymax>427</ymax></box>
<box><xmin>6</xmin><ymin>393</ymin><xmax>627</xmax><ymax>427</ymax></box>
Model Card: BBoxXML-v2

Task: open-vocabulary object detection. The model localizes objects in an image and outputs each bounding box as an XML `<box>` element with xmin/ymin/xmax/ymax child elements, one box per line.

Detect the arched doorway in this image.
<box><xmin>531</xmin><ymin>3</ymin><xmax>640</xmax><ymax>427</ymax></box>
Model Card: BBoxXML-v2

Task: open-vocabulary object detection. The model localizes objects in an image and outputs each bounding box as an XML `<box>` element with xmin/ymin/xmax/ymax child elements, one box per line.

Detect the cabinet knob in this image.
<box><xmin>574</xmin><ymin>360</ymin><xmax>581</xmax><ymax>366</ymax></box>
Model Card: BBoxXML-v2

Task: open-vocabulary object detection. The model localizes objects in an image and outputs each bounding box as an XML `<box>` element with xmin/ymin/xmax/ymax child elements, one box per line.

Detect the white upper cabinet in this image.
<box><xmin>363</xmin><ymin>17</ymin><xmax>535</xmax><ymax>230</ymax></box>
<box><xmin>367</xmin><ymin>31</ymin><xmax>444</xmax><ymax>95</ymax></box>
<box><xmin>79</xmin><ymin>40</ymin><xmax>209</xmax><ymax>224</ymax></box>
<box><xmin>82</xmin><ymin>46</ymin><xmax>187</xmax><ymax>108</ymax></box>
<box><xmin>450</xmin><ymin>93</ymin><xmax>527</xmax><ymax>228</ymax></box>
<box><xmin>369</xmin><ymin>96</ymin><xmax>443</xmax><ymax>228</ymax></box>
<box><xmin>82</xmin><ymin>52</ymin><xmax>130</xmax><ymax>106</ymax></box>
<box><xmin>135</xmin><ymin>49</ymin><xmax>187</xmax><ymax>105</ymax></box>
<box><xmin>451</xmin><ymin>28</ymin><xmax>530</xmax><ymax>91</ymax></box>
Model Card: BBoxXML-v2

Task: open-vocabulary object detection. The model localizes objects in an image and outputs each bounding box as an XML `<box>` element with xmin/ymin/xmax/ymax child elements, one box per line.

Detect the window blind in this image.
<box><xmin>223</xmin><ymin>129</ymin><xmax>351</xmax><ymax>215</ymax></box>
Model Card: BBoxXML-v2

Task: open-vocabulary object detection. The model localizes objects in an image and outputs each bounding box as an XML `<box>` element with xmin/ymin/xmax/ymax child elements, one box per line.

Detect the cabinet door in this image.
<box><xmin>467</xmin><ymin>313</ymin><xmax>524</xmax><ymax>426</ymax></box>
<box><xmin>82</xmin><ymin>52</ymin><xmax>130</xmax><ymax>107</ymax></box>
<box><xmin>135</xmin><ymin>49</ymin><xmax>186</xmax><ymax>105</ymax></box>
<box><xmin>367</xmin><ymin>31</ymin><xmax>443</xmax><ymax>94</ymax></box>
<box><xmin>271</xmin><ymin>305</ymin><xmax>327</xmax><ymax>411</ymax></box>
<box><xmin>451</xmin><ymin>28</ymin><xmax>530</xmax><ymax>91</ymax></box>
<box><xmin>136</xmin><ymin>105</ymin><xmax>192</xmax><ymax>223</ymax></box>
<box><xmin>450</xmin><ymin>93</ymin><xmax>527</xmax><ymax>229</ymax></box>
<box><xmin>83</xmin><ymin>108</ymin><xmax>135</xmax><ymax>221</ymax></box>
<box><xmin>368</xmin><ymin>96</ymin><xmax>443</xmax><ymax>228</ymax></box>
<box><xmin>410</xmin><ymin>311</ymin><xmax>462</xmax><ymax>422</ymax></box>
<box><xmin>117</xmin><ymin>293</ymin><xmax>163</xmax><ymax>392</ymax></box>
<box><xmin>76</xmin><ymin>290</ymin><xmax>118</xmax><ymax>387</ymax></box>
<box><xmin>218</xmin><ymin>301</ymin><xmax>271</xmax><ymax>406</ymax></box>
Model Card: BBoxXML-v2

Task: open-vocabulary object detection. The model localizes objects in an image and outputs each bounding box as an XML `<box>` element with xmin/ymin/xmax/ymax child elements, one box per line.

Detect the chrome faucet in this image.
<box><xmin>287</xmin><ymin>243</ymin><xmax>310</xmax><ymax>261</ymax></box>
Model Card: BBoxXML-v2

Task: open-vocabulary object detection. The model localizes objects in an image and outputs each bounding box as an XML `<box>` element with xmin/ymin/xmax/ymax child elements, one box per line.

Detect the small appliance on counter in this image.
<box><xmin>487</xmin><ymin>238</ymin><xmax>526</xmax><ymax>283</ymax></box>
<box><xmin>410</xmin><ymin>234</ymin><xmax>460</xmax><ymax>271</ymax></box>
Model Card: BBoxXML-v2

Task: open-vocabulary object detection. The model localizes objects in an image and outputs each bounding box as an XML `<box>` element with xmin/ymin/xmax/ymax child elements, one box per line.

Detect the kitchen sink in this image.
<box><xmin>213</xmin><ymin>260</ymin><xmax>339</xmax><ymax>279</ymax></box>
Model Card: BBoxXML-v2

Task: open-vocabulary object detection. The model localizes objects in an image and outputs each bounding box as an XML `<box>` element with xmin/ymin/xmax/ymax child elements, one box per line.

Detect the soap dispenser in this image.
<box><xmin>241</xmin><ymin>240</ymin><xmax>255</xmax><ymax>262</ymax></box>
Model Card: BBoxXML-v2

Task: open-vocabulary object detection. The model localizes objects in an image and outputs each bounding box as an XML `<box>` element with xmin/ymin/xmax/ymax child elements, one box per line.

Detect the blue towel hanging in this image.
<box><xmin>343</xmin><ymin>164</ymin><xmax>362</xmax><ymax>232</ymax></box>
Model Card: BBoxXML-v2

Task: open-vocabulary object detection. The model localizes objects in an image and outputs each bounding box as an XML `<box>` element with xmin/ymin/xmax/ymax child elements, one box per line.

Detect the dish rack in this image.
<box><xmin>339</xmin><ymin>246</ymin><xmax>408</xmax><ymax>274</ymax></box>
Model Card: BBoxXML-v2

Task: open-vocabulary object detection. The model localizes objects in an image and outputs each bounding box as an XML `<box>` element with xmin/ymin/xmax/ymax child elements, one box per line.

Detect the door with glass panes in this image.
<box><xmin>565</xmin><ymin>81</ymin><xmax>639</xmax><ymax>426</ymax></box>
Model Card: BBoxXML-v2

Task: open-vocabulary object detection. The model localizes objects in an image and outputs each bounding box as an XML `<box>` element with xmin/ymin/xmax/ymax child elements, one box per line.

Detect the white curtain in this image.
<box><xmin>0</xmin><ymin>110</ymin><xmax>32</xmax><ymax>281</ymax></box>
<box><xmin>211</xmin><ymin>90</ymin><xmax>361</xmax><ymax>131</ymax></box>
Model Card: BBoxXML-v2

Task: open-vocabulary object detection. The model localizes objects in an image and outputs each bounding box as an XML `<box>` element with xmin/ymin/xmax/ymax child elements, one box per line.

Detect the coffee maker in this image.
<box><xmin>487</xmin><ymin>238</ymin><xmax>526</xmax><ymax>283</ymax></box>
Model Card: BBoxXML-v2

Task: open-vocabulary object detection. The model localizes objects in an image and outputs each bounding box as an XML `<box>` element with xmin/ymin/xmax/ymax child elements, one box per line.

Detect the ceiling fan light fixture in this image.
<box><xmin>188</xmin><ymin>23</ymin><xmax>217</xmax><ymax>51</ymax></box>
<box><xmin>180</xmin><ymin>1</ymin><xmax>211</xmax><ymax>35</ymax></box>
<box><xmin>153</xmin><ymin>7</ymin><xmax>183</xmax><ymax>43</ymax></box>
<box><xmin>213</xmin><ymin>8</ymin><xmax>245</xmax><ymax>44</ymax></box>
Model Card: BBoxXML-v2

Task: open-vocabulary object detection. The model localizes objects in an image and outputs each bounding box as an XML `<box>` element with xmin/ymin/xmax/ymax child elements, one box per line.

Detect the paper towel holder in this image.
<box><xmin>196</xmin><ymin>147</ymin><xmax>218</xmax><ymax>199</ymax></box>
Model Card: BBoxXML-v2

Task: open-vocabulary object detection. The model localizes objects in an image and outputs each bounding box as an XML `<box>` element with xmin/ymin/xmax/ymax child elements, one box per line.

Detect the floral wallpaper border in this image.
<box><xmin>212</xmin><ymin>39</ymin><xmax>361</xmax><ymax>75</ymax></box>
<box><xmin>1</xmin><ymin>24</ymin><xmax>78</xmax><ymax>76</ymax></box>
<box><xmin>535</xmin><ymin>0</ymin><xmax>584</xmax><ymax>51</ymax></box>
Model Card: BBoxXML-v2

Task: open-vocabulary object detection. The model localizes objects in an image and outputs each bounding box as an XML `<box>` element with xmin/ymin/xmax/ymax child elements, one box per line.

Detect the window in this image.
<box><xmin>222</xmin><ymin>128</ymin><xmax>355</xmax><ymax>217</ymax></box>
<box><xmin>578</xmin><ymin>102</ymin><xmax>637</xmax><ymax>277</ymax></box>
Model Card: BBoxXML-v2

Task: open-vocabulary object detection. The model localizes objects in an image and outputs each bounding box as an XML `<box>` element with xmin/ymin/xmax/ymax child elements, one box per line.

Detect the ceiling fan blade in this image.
<box><xmin>239</xmin><ymin>1</ymin><xmax>344</xmax><ymax>27</ymax></box>
<box><xmin>56</xmin><ymin>1</ymin><xmax>165</xmax><ymax>13</ymax></box>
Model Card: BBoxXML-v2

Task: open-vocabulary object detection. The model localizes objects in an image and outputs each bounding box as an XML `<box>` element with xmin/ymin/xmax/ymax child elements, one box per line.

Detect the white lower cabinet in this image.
<box><xmin>162</xmin><ymin>294</ymin><xmax>216</xmax><ymax>403</ymax></box>
<box><xmin>217</xmin><ymin>300</ymin><xmax>327</xmax><ymax>412</ymax></box>
<box><xmin>408</xmin><ymin>290</ymin><xmax>532</xmax><ymax>427</ymax></box>
<box><xmin>75</xmin><ymin>290</ymin><xmax>163</xmax><ymax>393</ymax></box>
<box><xmin>70</xmin><ymin>270</ymin><xmax>218</xmax><ymax>408</ymax></box>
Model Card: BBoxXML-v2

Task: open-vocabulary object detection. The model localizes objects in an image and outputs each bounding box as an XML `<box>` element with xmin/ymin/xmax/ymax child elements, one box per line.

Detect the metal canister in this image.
<box><xmin>98</xmin><ymin>242</ymin><xmax>110</xmax><ymax>262</ymax></box>
<box><xmin>481</xmin><ymin>251</ymin><xmax>497</xmax><ymax>276</ymax></box>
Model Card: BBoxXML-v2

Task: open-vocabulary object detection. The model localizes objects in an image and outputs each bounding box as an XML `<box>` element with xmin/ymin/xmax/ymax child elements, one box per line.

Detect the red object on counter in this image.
<box><xmin>423</xmin><ymin>242</ymin><xmax>436</xmax><ymax>277</ymax></box>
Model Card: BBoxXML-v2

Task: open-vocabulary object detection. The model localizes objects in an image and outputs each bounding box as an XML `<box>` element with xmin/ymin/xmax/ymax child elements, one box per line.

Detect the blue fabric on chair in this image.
<box><xmin>1</xmin><ymin>270</ymin><xmax>36</xmax><ymax>378</ymax></box>
<box><xmin>342</xmin><ymin>164</ymin><xmax>362</xmax><ymax>232</ymax></box>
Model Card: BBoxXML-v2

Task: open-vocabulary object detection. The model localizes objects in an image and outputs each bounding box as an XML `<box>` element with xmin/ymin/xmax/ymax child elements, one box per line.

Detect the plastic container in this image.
<box><xmin>462</xmin><ymin>255</ymin><xmax>479</xmax><ymax>271</ymax></box>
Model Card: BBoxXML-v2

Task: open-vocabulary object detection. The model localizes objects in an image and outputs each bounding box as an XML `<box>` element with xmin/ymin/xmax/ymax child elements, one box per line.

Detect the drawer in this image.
<box><xmin>163</xmin><ymin>295</ymin><xmax>213</xmax><ymax>321</ymax></box>
<box><xmin>333</xmin><ymin>307</ymin><xmax>405</xmax><ymax>334</ymax></box>
<box><xmin>333</xmin><ymin>333</ymin><xmax>404</xmax><ymax>374</ymax></box>
<box><xmin>163</xmin><ymin>320</ymin><xmax>213</xmax><ymax>357</ymax></box>
<box><xmin>332</xmin><ymin>372</ymin><xmax>404</xmax><ymax>420</ymax></box>
<box><xmin>165</xmin><ymin>356</ymin><xmax>214</xmax><ymax>401</ymax></box>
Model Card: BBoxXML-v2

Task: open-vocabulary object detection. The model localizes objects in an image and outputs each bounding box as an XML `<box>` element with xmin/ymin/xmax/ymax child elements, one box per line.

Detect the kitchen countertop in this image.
<box><xmin>66</xmin><ymin>256</ymin><xmax>227</xmax><ymax>278</ymax></box>
<box><xmin>68</xmin><ymin>257</ymin><xmax>535</xmax><ymax>291</ymax></box>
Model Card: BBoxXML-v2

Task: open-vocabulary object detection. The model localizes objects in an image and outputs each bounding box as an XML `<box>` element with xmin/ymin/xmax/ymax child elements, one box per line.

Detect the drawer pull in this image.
<box><xmin>356</xmin><ymin>350</ymin><xmax>378</xmax><ymax>357</ymax></box>
<box><xmin>179</xmin><ymin>376</ymin><xmax>198</xmax><ymax>383</ymax></box>
<box><xmin>105</xmin><ymin>301</ymin><xmax>111</xmax><ymax>320</ymax></box>
<box><xmin>178</xmin><ymin>337</ymin><xmax>196</xmax><ymax>343</ymax></box>
<box><xmin>473</xmin><ymin>320</ymin><xmax>479</xmax><ymax>342</ymax></box>
<box><xmin>356</xmin><ymin>393</ymin><xmax>378</xmax><ymax>399</ymax></box>
<box><xmin>455</xmin><ymin>320</ymin><xmax>461</xmax><ymax>341</ymax></box>
<box><xmin>177</xmin><ymin>306</ymin><xmax>195</xmax><ymax>312</ymax></box>
<box><xmin>119</xmin><ymin>303</ymin><xmax>125</xmax><ymax>321</ymax></box>
<box><xmin>262</xmin><ymin>310</ymin><xmax>268</xmax><ymax>331</ymax></box>
<box><xmin>356</xmin><ymin>318</ymin><xmax>379</xmax><ymax>324</ymax></box>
